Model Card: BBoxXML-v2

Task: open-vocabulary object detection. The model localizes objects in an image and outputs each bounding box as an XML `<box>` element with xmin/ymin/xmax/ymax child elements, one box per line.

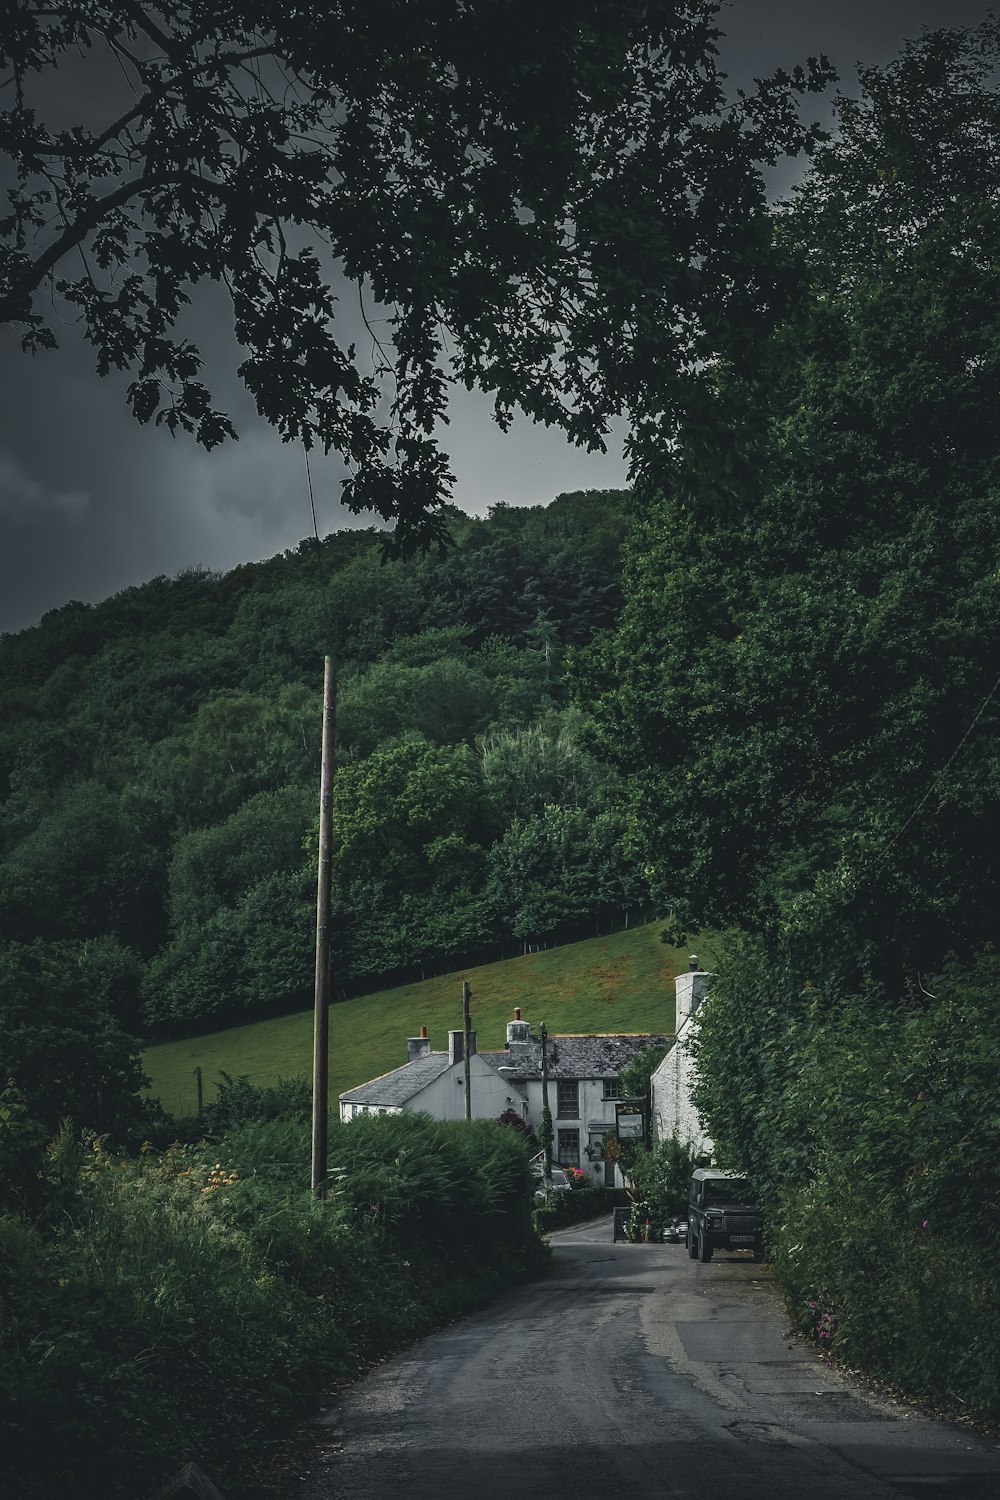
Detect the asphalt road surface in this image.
<box><xmin>293</xmin><ymin>1216</ymin><xmax>1000</xmax><ymax>1500</ymax></box>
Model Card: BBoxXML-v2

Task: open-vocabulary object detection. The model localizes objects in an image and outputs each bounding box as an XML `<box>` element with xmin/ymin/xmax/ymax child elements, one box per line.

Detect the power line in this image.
<box><xmin>305</xmin><ymin>444</ymin><xmax>320</xmax><ymax>546</ymax></box>
<box><xmin>861</xmin><ymin>658</ymin><xmax>1000</xmax><ymax>881</ymax></box>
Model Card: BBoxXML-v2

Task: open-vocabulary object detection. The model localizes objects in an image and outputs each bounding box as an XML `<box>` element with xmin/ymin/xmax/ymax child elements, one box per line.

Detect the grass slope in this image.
<box><xmin>144</xmin><ymin>921</ymin><xmax>717</xmax><ymax>1116</ymax></box>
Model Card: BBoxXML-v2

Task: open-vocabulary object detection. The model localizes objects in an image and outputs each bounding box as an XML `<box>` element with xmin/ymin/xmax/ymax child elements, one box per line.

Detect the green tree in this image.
<box><xmin>479</xmin><ymin>711</ymin><xmax>603</xmax><ymax>818</ymax></box>
<box><xmin>4</xmin><ymin>780</ymin><xmax>167</xmax><ymax>955</ymax></box>
<box><xmin>620</xmin><ymin>1043</ymin><xmax>669</xmax><ymax>1103</ymax></box>
<box><xmin>332</xmin><ymin>738</ymin><xmax>495</xmax><ymax>882</ymax></box>
<box><xmin>337</xmin><ymin>656</ymin><xmax>494</xmax><ymax>758</ymax></box>
<box><xmin>577</xmin><ymin>22</ymin><xmax>1000</xmax><ymax>979</ymax></box>
<box><xmin>1</xmin><ymin>3</ymin><xmax>831</xmax><ymax>543</ymax></box>
<box><xmin>166</xmin><ymin>785</ymin><xmax>314</xmax><ymax>930</ymax></box>
<box><xmin>142</xmin><ymin>866</ymin><xmax>314</xmax><ymax>1025</ymax></box>
<box><xmin>0</xmin><ymin>938</ymin><xmax>148</xmax><ymax>1136</ymax></box>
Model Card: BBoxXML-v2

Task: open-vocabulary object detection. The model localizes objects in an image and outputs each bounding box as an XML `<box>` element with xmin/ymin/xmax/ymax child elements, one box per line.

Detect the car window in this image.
<box><xmin>703</xmin><ymin>1178</ymin><xmax>752</xmax><ymax>1204</ymax></box>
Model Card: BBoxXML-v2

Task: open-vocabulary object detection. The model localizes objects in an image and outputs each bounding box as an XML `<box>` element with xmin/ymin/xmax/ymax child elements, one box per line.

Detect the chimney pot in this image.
<box><xmin>514</xmin><ymin>1007</ymin><xmax>521</xmax><ymax>1021</ymax></box>
<box><xmin>420</xmin><ymin>1024</ymin><xmax>427</xmax><ymax>1038</ymax></box>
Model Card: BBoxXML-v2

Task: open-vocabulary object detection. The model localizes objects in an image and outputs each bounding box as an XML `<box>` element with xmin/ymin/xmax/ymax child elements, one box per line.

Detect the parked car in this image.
<box><xmin>663</xmin><ymin>1217</ymin><xmax>688</xmax><ymax>1244</ymax></box>
<box><xmin>686</xmin><ymin>1168</ymin><xmax>762</xmax><ymax>1261</ymax></box>
<box><xmin>532</xmin><ymin>1165</ymin><xmax>573</xmax><ymax>1196</ymax></box>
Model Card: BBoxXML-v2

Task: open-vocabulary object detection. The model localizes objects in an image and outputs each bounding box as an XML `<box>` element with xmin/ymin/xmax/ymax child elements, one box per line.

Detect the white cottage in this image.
<box><xmin>341</xmin><ymin>1009</ymin><xmax>672</xmax><ymax>1189</ymax></box>
<box><xmin>339</xmin><ymin>1026</ymin><xmax>512</xmax><ymax>1122</ymax></box>
<box><xmin>479</xmin><ymin>1013</ymin><xmax>672</xmax><ymax>1187</ymax></box>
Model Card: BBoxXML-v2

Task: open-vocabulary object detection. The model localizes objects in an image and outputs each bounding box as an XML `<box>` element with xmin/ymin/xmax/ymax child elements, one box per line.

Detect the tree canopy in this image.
<box><xmin>575</xmin><ymin>20</ymin><xmax>1000</xmax><ymax>980</ymax></box>
<box><xmin>0</xmin><ymin>490</ymin><xmax>653</xmax><ymax>1040</ymax></box>
<box><xmin>0</xmin><ymin>1</ymin><xmax>831</xmax><ymax>544</ymax></box>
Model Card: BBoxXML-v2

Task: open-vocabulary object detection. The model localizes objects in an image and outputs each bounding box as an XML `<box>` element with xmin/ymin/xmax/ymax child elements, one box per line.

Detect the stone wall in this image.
<box><xmin>650</xmin><ymin>970</ymin><xmax>713</xmax><ymax>1155</ymax></box>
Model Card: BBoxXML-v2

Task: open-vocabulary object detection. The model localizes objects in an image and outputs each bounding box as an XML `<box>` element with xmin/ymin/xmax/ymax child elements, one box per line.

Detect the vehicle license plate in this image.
<box><xmin>731</xmin><ymin>1235</ymin><xmax>754</xmax><ymax>1242</ymax></box>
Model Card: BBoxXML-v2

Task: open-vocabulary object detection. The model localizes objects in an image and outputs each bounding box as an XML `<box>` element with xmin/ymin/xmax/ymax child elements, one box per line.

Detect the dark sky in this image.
<box><xmin>0</xmin><ymin>1</ymin><xmax>994</xmax><ymax>635</ymax></box>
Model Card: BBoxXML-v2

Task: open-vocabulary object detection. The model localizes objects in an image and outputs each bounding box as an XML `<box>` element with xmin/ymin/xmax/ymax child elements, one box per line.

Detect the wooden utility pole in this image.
<box><xmin>311</xmin><ymin>655</ymin><xmax>336</xmax><ymax>1197</ymax></box>
<box><xmin>462</xmin><ymin>981</ymin><xmax>472</xmax><ymax>1122</ymax></box>
<box><xmin>539</xmin><ymin>1020</ymin><xmax>553</xmax><ymax>1187</ymax></box>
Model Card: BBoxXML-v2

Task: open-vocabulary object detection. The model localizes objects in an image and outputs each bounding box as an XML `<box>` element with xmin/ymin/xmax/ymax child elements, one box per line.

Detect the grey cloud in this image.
<box><xmin>0</xmin><ymin>452</ymin><xmax>90</xmax><ymax>521</ymax></box>
<box><xmin>2</xmin><ymin>0</ymin><xmax>993</xmax><ymax>635</ymax></box>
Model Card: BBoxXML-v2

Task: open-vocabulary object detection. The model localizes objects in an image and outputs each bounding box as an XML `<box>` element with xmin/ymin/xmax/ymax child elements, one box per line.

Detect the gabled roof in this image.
<box><xmin>480</xmin><ymin>1032</ymin><xmax>672</xmax><ymax>1082</ymax></box>
<box><xmin>340</xmin><ymin>1051</ymin><xmax>452</xmax><ymax>1107</ymax></box>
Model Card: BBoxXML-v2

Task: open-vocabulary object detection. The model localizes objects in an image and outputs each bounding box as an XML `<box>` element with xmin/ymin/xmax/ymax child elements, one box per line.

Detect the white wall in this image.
<box><xmin>517</xmin><ymin>1075</ymin><xmax>625</xmax><ymax>1186</ymax></box>
<box><xmin>340</xmin><ymin>1054</ymin><xmax>513</xmax><ymax>1123</ymax></box>
<box><xmin>650</xmin><ymin>971</ymin><xmax>713</xmax><ymax>1156</ymax></box>
<box><xmin>413</xmin><ymin>1054</ymin><xmax>516</xmax><ymax>1122</ymax></box>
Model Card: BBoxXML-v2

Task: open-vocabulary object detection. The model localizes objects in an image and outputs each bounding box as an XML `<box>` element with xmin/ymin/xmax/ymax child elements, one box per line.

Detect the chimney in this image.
<box><xmin>674</xmin><ymin>970</ymin><xmax>710</xmax><ymax>1031</ymax></box>
<box><xmin>506</xmin><ymin>1010</ymin><xmax>532</xmax><ymax>1053</ymax></box>
<box><xmin>407</xmin><ymin>1025</ymin><xmax>431</xmax><ymax>1063</ymax></box>
<box><xmin>448</xmin><ymin>1029</ymin><xmax>478</xmax><ymax>1065</ymax></box>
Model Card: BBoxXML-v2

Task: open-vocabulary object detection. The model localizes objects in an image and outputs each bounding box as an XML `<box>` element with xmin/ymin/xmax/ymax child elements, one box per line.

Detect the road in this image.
<box><xmin>293</xmin><ymin>1216</ymin><xmax>1000</xmax><ymax>1500</ymax></box>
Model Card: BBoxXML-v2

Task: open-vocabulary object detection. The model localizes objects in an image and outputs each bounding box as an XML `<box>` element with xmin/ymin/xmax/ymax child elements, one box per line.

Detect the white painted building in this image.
<box><xmin>649</xmin><ymin>968</ymin><xmax>713</xmax><ymax>1157</ymax></box>
<box><xmin>339</xmin><ymin>1027</ymin><xmax>512</xmax><ymax>1122</ymax></box>
<box><xmin>340</xmin><ymin>1010</ymin><xmax>672</xmax><ymax>1189</ymax></box>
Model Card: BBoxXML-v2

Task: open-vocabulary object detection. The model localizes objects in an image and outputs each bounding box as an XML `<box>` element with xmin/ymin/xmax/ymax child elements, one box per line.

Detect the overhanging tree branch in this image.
<box><xmin>0</xmin><ymin>0</ymin><xmax>835</xmax><ymax>542</ymax></box>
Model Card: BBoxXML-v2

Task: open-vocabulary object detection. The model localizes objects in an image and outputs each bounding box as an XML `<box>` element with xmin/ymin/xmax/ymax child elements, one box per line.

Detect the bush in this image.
<box><xmin>621</xmin><ymin>1136</ymin><xmax>704</xmax><ymax>1240</ymax></box>
<box><xmin>694</xmin><ymin>943</ymin><xmax>1000</xmax><ymax>1422</ymax></box>
<box><xmin>200</xmin><ymin>1070</ymin><xmax>312</xmax><ymax>1131</ymax></box>
<box><xmin>532</xmin><ymin>1182</ymin><xmax>621</xmax><ymax>1231</ymax></box>
<box><xmin>0</xmin><ymin>1112</ymin><xmax>548</xmax><ymax>1499</ymax></box>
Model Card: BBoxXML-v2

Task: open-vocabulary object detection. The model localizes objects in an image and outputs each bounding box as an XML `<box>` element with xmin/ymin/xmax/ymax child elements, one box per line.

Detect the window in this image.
<box><xmin>557</xmin><ymin>1129</ymin><xmax>580</xmax><ymax>1166</ymax></box>
<box><xmin>602</xmin><ymin>1078</ymin><xmax>622</xmax><ymax>1100</ymax></box>
<box><xmin>557</xmin><ymin>1080</ymin><xmax>579</xmax><ymax>1117</ymax></box>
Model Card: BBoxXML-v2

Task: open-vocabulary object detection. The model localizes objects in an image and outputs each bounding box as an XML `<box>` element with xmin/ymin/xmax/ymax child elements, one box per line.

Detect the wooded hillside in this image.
<box><xmin>0</xmin><ymin>491</ymin><xmax>645</xmax><ymax>1090</ymax></box>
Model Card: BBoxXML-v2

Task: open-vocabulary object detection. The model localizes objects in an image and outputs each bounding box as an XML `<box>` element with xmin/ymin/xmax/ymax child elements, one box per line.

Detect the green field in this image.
<box><xmin>143</xmin><ymin>921</ymin><xmax>717</xmax><ymax>1116</ymax></box>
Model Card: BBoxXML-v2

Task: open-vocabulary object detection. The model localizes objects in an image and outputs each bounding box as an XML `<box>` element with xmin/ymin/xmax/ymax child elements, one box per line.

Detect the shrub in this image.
<box><xmin>621</xmin><ymin>1136</ymin><xmax>704</xmax><ymax>1240</ymax></box>
<box><xmin>0</xmin><ymin>1112</ymin><xmax>547</xmax><ymax>1499</ymax></box>
<box><xmin>695</xmin><ymin>943</ymin><xmax>1000</xmax><ymax>1422</ymax></box>
<box><xmin>532</xmin><ymin>1183</ymin><xmax>619</xmax><ymax>1231</ymax></box>
<box><xmin>200</xmin><ymin>1070</ymin><xmax>312</xmax><ymax>1131</ymax></box>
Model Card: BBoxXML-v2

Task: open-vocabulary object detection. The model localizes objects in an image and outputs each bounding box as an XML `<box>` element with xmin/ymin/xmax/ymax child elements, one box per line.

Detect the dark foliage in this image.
<box><xmin>0</xmin><ymin>1112</ymin><xmax>546</xmax><ymax>1499</ymax></box>
<box><xmin>1</xmin><ymin>4</ymin><xmax>830</xmax><ymax>544</ymax></box>
<box><xmin>1</xmin><ymin>491</ymin><xmax>655</xmax><ymax>1053</ymax></box>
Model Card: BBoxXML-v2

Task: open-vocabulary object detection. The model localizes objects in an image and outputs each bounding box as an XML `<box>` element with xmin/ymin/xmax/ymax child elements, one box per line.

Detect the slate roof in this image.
<box><xmin>479</xmin><ymin>1032</ymin><xmax>672</xmax><ymax>1082</ymax></box>
<box><xmin>339</xmin><ymin>1051</ymin><xmax>452</xmax><ymax>1107</ymax></box>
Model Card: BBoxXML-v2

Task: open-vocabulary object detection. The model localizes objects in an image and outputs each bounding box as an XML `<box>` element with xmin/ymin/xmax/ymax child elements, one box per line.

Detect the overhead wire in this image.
<box><xmin>861</xmin><ymin>657</ymin><xmax>1000</xmax><ymax>880</ymax></box>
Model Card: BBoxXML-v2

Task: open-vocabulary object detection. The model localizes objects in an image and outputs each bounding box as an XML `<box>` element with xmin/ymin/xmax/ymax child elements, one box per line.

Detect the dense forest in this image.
<box><xmin>0</xmin><ymin>490</ymin><xmax>650</xmax><ymax>1099</ymax></box>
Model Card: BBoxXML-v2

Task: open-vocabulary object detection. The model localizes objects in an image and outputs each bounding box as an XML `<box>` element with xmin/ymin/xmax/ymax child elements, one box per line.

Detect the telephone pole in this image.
<box><xmin>311</xmin><ymin>654</ymin><xmax>336</xmax><ymax>1197</ymax></box>
<box><xmin>462</xmin><ymin>981</ymin><xmax>472</xmax><ymax>1122</ymax></box>
<box><xmin>539</xmin><ymin>1020</ymin><xmax>553</xmax><ymax>1187</ymax></box>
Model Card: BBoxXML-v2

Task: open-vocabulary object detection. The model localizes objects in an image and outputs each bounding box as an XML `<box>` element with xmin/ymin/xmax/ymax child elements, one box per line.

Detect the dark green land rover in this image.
<box><xmin>686</xmin><ymin>1168</ymin><xmax>762</xmax><ymax>1262</ymax></box>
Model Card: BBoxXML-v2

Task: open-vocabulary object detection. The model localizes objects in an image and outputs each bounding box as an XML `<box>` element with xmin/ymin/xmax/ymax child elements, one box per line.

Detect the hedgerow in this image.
<box><xmin>693</xmin><ymin>942</ymin><xmax>1000</xmax><ymax>1422</ymax></box>
<box><xmin>0</xmin><ymin>1112</ymin><xmax>546</xmax><ymax>1499</ymax></box>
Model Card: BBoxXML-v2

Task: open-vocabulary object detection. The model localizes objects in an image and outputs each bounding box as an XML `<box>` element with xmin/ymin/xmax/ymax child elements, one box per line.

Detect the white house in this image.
<box><xmin>339</xmin><ymin>1026</ymin><xmax>511</xmax><ymax>1122</ymax></box>
<box><xmin>340</xmin><ymin>1009</ymin><xmax>672</xmax><ymax>1188</ymax></box>
<box><xmin>649</xmin><ymin>967</ymin><xmax>713</xmax><ymax>1157</ymax></box>
<box><xmin>479</xmin><ymin>1013</ymin><xmax>672</xmax><ymax>1186</ymax></box>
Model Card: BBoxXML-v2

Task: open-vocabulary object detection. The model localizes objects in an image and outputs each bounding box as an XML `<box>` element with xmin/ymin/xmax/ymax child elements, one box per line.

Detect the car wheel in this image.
<box><xmin>687</xmin><ymin>1228</ymin><xmax>698</xmax><ymax>1259</ymax></box>
<box><xmin>697</xmin><ymin>1232</ymin><xmax>713</xmax><ymax>1263</ymax></box>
